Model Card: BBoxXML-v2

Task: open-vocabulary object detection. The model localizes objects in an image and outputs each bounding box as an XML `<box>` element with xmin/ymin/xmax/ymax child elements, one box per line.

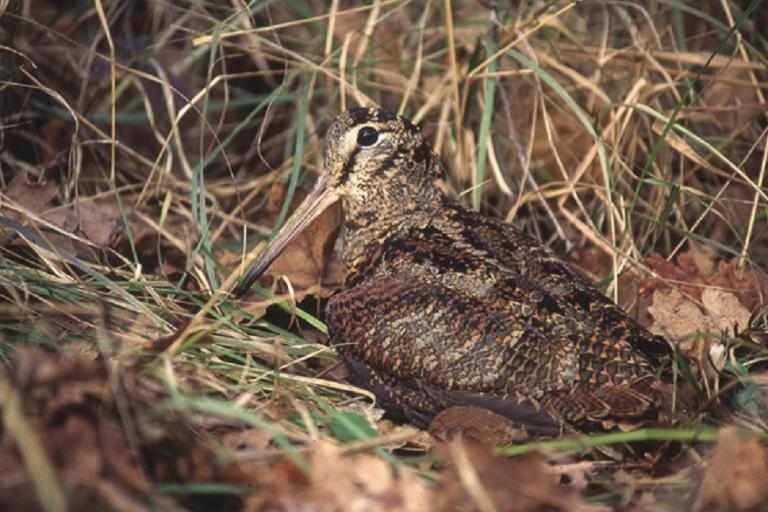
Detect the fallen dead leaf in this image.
<box><xmin>647</xmin><ymin>288</ymin><xmax>729</xmax><ymax>391</ymax></box>
<box><xmin>245</xmin><ymin>440</ymin><xmax>432</xmax><ymax>512</ymax></box>
<box><xmin>692</xmin><ymin>427</ymin><xmax>768</xmax><ymax>512</ymax></box>
<box><xmin>645</xmin><ymin>249</ymin><xmax>762</xmax><ymax>394</ymax></box>
<box><xmin>45</xmin><ymin>198</ymin><xmax>124</xmax><ymax>252</ymax></box>
<box><xmin>142</xmin><ymin>320</ymin><xmax>214</xmax><ymax>352</ymax></box>
<box><xmin>648</xmin><ymin>288</ymin><xmax>716</xmax><ymax>340</ymax></box>
<box><xmin>688</xmin><ymin>243</ymin><xmax>718</xmax><ymax>276</ymax></box>
<box><xmin>434</xmin><ymin>439</ymin><xmax>606</xmax><ymax>512</ymax></box>
<box><xmin>119</xmin><ymin>219</ymin><xmax>190</xmax><ymax>281</ymax></box>
<box><xmin>0</xmin><ymin>347</ymin><xmax>283</xmax><ymax>511</ymax></box>
<box><xmin>701</xmin><ymin>288</ymin><xmax>751</xmax><ymax>333</ymax></box>
<box><xmin>0</xmin><ymin>173</ymin><xmax>59</xmax><ymax>245</ymax></box>
<box><xmin>708</xmin><ymin>259</ymin><xmax>768</xmax><ymax>312</ymax></box>
<box><xmin>0</xmin><ymin>173</ymin><xmax>126</xmax><ymax>259</ymax></box>
<box><xmin>643</xmin><ymin>249</ymin><xmax>766</xmax><ymax>311</ymax></box>
<box><xmin>241</xmin><ymin>183</ymin><xmax>343</xmax><ymax>291</ymax></box>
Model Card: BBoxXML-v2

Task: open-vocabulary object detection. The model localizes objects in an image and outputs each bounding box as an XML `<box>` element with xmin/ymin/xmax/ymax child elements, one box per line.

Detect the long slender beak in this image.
<box><xmin>232</xmin><ymin>176</ymin><xmax>339</xmax><ymax>297</ymax></box>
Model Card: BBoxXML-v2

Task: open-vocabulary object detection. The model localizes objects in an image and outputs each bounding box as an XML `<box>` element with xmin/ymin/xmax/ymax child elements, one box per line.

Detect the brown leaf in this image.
<box><xmin>434</xmin><ymin>439</ymin><xmax>605</xmax><ymax>512</ymax></box>
<box><xmin>647</xmin><ymin>288</ymin><xmax>727</xmax><ymax>390</ymax></box>
<box><xmin>648</xmin><ymin>288</ymin><xmax>717</xmax><ymax>340</ymax></box>
<box><xmin>0</xmin><ymin>173</ymin><xmax>59</xmax><ymax>244</ymax></box>
<box><xmin>701</xmin><ymin>288</ymin><xmax>751</xmax><ymax>333</ymax></box>
<box><xmin>245</xmin><ymin>440</ymin><xmax>432</xmax><ymax>512</ymax></box>
<box><xmin>643</xmin><ymin>248</ymin><xmax>766</xmax><ymax>373</ymax></box>
<box><xmin>1</xmin><ymin>173</ymin><xmax>60</xmax><ymax>208</ymax></box>
<box><xmin>647</xmin><ymin>283</ymin><xmax>752</xmax><ymax>392</ymax></box>
<box><xmin>45</xmin><ymin>198</ymin><xmax>123</xmax><ymax>249</ymax></box>
<box><xmin>1</xmin><ymin>348</ymin><xmax>258</xmax><ymax>511</ymax></box>
<box><xmin>0</xmin><ymin>174</ymin><xmax>125</xmax><ymax>258</ymax></box>
<box><xmin>692</xmin><ymin>427</ymin><xmax>768</xmax><ymax>512</ymax></box>
<box><xmin>142</xmin><ymin>320</ymin><xmax>214</xmax><ymax>352</ymax></box>
<box><xmin>708</xmin><ymin>259</ymin><xmax>768</xmax><ymax>312</ymax></box>
<box><xmin>642</xmin><ymin>252</ymin><xmax>706</xmax><ymax>299</ymax></box>
<box><xmin>120</xmin><ymin>221</ymin><xmax>189</xmax><ymax>280</ymax></box>
<box><xmin>248</xmin><ymin>183</ymin><xmax>343</xmax><ymax>290</ymax></box>
<box><xmin>643</xmin><ymin>249</ymin><xmax>766</xmax><ymax>311</ymax></box>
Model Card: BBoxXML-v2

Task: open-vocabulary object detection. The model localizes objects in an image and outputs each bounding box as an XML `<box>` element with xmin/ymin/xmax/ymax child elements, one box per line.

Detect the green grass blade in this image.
<box><xmin>497</xmin><ymin>427</ymin><xmax>722</xmax><ymax>457</ymax></box>
<box><xmin>473</xmin><ymin>36</ymin><xmax>497</xmax><ymax>211</ymax></box>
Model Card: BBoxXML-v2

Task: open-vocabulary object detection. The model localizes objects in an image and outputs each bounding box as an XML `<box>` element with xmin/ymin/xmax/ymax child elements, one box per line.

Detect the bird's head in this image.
<box><xmin>321</xmin><ymin>107</ymin><xmax>443</xmax><ymax>200</ymax></box>
<box><xmin>232</xmin><ymin>107</ymin><xmax>442</xmax><ymax>296</ymax></box>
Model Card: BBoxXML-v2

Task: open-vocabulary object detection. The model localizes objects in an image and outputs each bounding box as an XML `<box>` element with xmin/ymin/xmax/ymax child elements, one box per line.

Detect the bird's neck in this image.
<box><xmin>340</xmin><ymin>187</ymin><xmax>444</xmax><ymax>284</ymax></box>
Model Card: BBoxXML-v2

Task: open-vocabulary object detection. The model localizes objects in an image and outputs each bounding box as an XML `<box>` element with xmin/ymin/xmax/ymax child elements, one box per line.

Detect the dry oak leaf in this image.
<box><xmin>646</xmin><ymin>255</ymin><xmax>753</xmax><ymax>360</ymax></box>
<box><xmin>142</xmin><ymin>320</ymin><xmax>214</xmax><ymax>352</ymax></box>
<box><xmin>0</xmin><ymin>173</ymin><xmax>59</xmax><ymax>244</ymax></box>
<box><xmin>648</xmin><ymin>287</ymin><xmax>716</xmax><ymax>341</ymax></box>
<box><xmin>643</xmin><ymin>250</ymin><xmax>766</xmax><ymax>311</ymax></box>
<box><xmin>701</xmin><ymin>288</ymin><xmax>751</xmax><ymax>334</ymax></box>
<box><xmin>244</xmin><ymin>440</ymin><xmax>432</xmax><ymax>512</ymax></box>
<box><xmin>692</xmin><ymin>427</ymin><xmax>768</xmax><ymax>512</ymax></box>
<box><xmin>647</xmin><ymin>288</ymin><xmax>747</xmax><ymax>385</ymax></box>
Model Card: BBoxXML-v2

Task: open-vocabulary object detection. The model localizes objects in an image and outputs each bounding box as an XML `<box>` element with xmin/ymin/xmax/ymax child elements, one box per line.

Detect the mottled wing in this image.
<box><xmin>328</xmin><ymin>203</ymin><xmax>665</xmax><ymax>428</ymax></box>
<box><xmin>326</xmin><ymin>273</ymin><xmax>658</xmax><ymax>430</ymax></box>
<box><xmin>440</xmin><ymin>199</ymin><xmax>671</xmax><ymax>363</ymax></box>
<box><xmin>327</xmin><ymin>275</ymin><xmax>567</xmax><ymax>431</ymax></box>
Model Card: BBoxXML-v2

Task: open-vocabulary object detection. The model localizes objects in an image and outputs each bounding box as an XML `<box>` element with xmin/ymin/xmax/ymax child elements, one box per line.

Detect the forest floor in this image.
<box><xmin>1</xmin><ymin>1</ymin><xmax>768</xmax><ymax>511</ymax></box>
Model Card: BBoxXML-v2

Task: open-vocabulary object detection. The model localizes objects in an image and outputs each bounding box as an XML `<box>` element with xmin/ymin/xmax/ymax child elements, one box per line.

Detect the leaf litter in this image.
<box><xmin>0</xmin><ymin>346</ymin><xmax>633</xmax><ymax>512</ymax></box>
<box><xmin>0</xmin><ymin>173</ymin><xmax>126</xmax><ymax>258</ymax></box>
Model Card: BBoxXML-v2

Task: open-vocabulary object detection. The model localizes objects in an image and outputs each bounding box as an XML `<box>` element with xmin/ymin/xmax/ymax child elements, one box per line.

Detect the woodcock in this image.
<box><xmin>233</xmin><ymin>107</ymin><xmax>670</xmax><ymax>435</ymax></box>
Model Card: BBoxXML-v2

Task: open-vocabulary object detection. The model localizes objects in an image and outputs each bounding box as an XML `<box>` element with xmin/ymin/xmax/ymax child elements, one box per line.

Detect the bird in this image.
<box><xmin>233</xmin><ymin>107</ymin><xmax>670</xmax><ymax>435</ymax></box>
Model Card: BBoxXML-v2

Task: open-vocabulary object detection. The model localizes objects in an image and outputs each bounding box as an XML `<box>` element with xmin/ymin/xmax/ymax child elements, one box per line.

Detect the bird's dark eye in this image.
<box><xmin>357</xmin><ymin>126</ymin><xmax>379</xmax><ymax>146</ymax></box>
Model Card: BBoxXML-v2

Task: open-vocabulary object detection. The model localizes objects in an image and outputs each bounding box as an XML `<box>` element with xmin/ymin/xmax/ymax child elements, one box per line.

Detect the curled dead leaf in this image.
<box><xmin>0</xmin><ymin>174</ymin><xmax>59</xmax><ymax>245</ymax></box>
<box><xmin>648</xmin><ymin>288</ymin><xmax>715</xmax><ymax>340</ymax></box>
<box><xmin>648</xmin><ymin>288</ymin><xmax>726</xmax><ymax>393</ymax></box>
<box><xmin>643</xmin><ymin>250</ymin><xmax>766</xmax><ymax>311</ymax></box>
<box><xmin>142</xmin><ymin>320</ymin><xmax>214</xmax><ymax>352</ymax></box>
<box><xmin>0</xmin><ymin>348</ymin><xmax>159</xmax><ymax>512</ymax></box>
<box><xmin>701</xmin><ymin>288</ymin><xmax>751</xmax><ymax>334</ymax></box>
<box><xmin>647</xmin><ymin>283</ymin><xmax>755</xmax><ymax>398</ymax></box>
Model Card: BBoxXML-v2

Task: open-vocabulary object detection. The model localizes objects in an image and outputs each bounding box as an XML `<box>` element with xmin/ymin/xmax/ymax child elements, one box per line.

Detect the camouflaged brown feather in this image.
<box><xmin>235</xmin><ymin>107</ymin><xmax>671</xmax><ymax>434</ymax></box>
